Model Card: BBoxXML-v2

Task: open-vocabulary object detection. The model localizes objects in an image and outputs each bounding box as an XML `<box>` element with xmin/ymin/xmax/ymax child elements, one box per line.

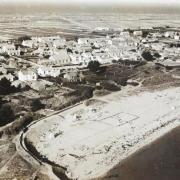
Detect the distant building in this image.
<box><xmin>22</xmin><ymin>40</ymin><xmax>34</xmax><ymax>48</ymax></box>
<box><xmin>37</xmin><ymin>66</ymin><xmax>62</xmax><ymax>77</ymax></box>
<box><xmin>49</xmin><ymin>49</ymin><xmax>71</xmax><ymax>65</ymax></box>
<box><xmin>78</xmin><ymin>38</ymin><xmax>90</xmax><ymax>45</ymax></box>
<box><xmin>94</xmin><ymin>27</ymin><xmax>110</xmax><ymax>31</ymax></box>
<box><xmin>174</xmin><ymin>35</ymin><xmax>180</xmax><ymax>40</ymax></box>
<box><xmin>53</xmin><ymin>38</ymin><xmax>66</xmax><ymax>48</ymax></box>
<box><xmin>0</xmin><ymin>44</ymin><xmax>20</xmax><ymax>56</ymax></box>
<box><xmin>152</xmin><ymin>32</ymin><xmax>163</xmax><ymax>38</ymax></box>
<box><xmin>8</xmin><ymin>58</ymin><xmax>18</xmax><ymax>68</ymax></box>
<box><xmin>164</xmin><ymin>31</ymin><xmax>175</xmax><ymax>38</ymax></box>
<box><xmin>133</xmin><ymin>30</ymin><xmax>143</xmax><ymax>36</ymax></box>
<box><xmin>69</xmin><ymin>54</ymin><xmax>82</xmax><ymax>65</ymax></box>
<box><xmin>63</xmin><ymin>71</ymin><xmax>80</xmax><ymax>82</ymax></box>
<box><xmin>18</xmin><ymin>69</ymin><xmax>38</xmax><ymax>81</ymax></box>
<box><xmin>120</xmin><ymin>31</ymin><xmax>130</xmax><ymax>37</ymax></box>
<box><xmin>34</xmin><ymin>46</ymin><xmax>54</xmax><ymax>57</ymax></box>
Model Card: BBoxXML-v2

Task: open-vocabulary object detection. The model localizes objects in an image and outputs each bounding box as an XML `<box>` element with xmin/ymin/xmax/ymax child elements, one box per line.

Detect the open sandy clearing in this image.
<box><xmin>26</xmin><ymin>87</ymin><xmax>180</xmax><ymax>179</ymax></box>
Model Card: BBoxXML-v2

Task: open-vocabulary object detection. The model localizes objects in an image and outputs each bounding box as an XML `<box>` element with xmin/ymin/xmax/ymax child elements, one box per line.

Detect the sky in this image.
<box><xmin>1</xmin><ymin>0</ymin><xmax>180</xmax><ymax>6</ymax></box>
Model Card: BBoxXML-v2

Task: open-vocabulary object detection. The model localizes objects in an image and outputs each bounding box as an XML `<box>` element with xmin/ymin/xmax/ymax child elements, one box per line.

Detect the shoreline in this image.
<box><xmin>22</xmin><ymin>86</ymin><xmax>180</xmax><ymax>179</ymax></box>
<box><xmin>99</xmin><ymin>119</ymin><xmax>180</xmax><ymax>179</ymax></box>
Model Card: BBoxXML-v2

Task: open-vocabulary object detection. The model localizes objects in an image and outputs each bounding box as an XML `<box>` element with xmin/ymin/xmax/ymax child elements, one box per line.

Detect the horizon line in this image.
<box><xmin>1</xmin><ymin>2</ymin><xmax>180</xmax><ymax>7</ymax></box>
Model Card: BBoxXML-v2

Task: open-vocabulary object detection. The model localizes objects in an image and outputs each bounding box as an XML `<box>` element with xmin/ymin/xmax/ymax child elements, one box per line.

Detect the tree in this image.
<box><xmin>142</xmin><ymin>31</ymin><xmax>149</xmax><ymax>38</ymax></box>
<box><xmin>154</xmin><ymin>52</ymin><xmax>161</xmax><ymax>58</ymax></box>
<box><xmin>0</xmin><ymin>78</ymin><xmax>19</xmax><ymax>95</ymax></box>
<box><xmin>101</xmin><ymin>81</ymin><xmax>121</xmax><ymax>91</ymax></box>
<box><xmin>112</xmin><ymin>60</ymin><xmax>118</xmax><ymax>63</ymax></box>
<box><xmin>29</xmin><ymin>99</ymin><xmax>44</xmax><ymax>112</ymax></box>
<box><xmin>18</xmin><ymin>35</ymin><xmax>31</xmax><ymax>42</ymax></box>
<box><xmin>0</xmin><ymin>104</ymin><xmax>15</xmax><ymax>126</ymax></box>
<box><xmin>0</xmin><ymin>53</ymin><xmax>10</xmax><ymax>59</ymax></box>
<box><xmin>141</xmin><ymin>51</ymin><xmax>155</xmax><ymax>61</ymax></box>
<box><xmin>87</xmin><ymin>61</ymin><xmax>101</xmax><ymax>72</ymax></box>
<box><xmin>67</xmin><ymin>48</ymin><xmax>73</xmax><ymax>53</ymax></box>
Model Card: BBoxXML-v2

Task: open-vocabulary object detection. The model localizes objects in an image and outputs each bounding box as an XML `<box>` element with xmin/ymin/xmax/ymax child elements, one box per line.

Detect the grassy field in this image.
<box><xmin>1</xmin><ymin>13</ymin><xmax>180</xmax><ymax>39</ymax></box>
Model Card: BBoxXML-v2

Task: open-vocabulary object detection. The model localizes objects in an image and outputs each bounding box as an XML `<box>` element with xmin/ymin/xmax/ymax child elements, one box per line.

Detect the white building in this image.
<box><xmin>63</xmin><ymin>71</ymin><xmax>80</xmax><ymax>82</ymax></box>
<box><xmin>22</xmin><ymin>40</ymin><xmax>34</xmax><ymax>48</ymax></box>
<box><xmin>133</xmin><ymin>30</ymin><xmax>143</xmax><ymax>36</ymax></box>
<box><xmin>37</xmin><ymin>66</ymin><xmax>62</xmax><ymax>77</ymax></box>
<box><xmin>76</xmin><ymin>44</ymin><xmax>92</xmax><ymax>53</ymax></box>
<box><xmin>0</xmin><ymin>44</ymin><xmax>20</xmax><ymax>56</ymax></box>
<box><xmin>34</xmin><ymin>46</ymin><xmax>54</xmax><ymax>57</ymax></box>
<box><xmin>53</xmin><ymin>38</ymin><xmax>66</xmax><ymax>48</ymax></box>
<box><xmin>49</xmin><ymin>49</ymin><xmax>71</xmax><ymax>65</ymax></box>
<box><xmin>151</xmin><ymin>43</ymin><xmax>165</xmax><ymax>51</ymax></box>
<box><xmin>69</xmin><ymin>54</ymin><xmax>82</xmax><ymax>65</ymax></box>
<box><xmin>18</xmin><ymin>69</ymin><xmax>38</xmax><ymax>81</ymax></box>
<box><xmin>69</xmin><ymin>52</ymin><xmax>92</xmax><ymax>66</ymax></box>
<box><xmin>164</xmin><ymin>31</ymin><xmax>175</xmax><ymax>38</ymax></box>
<box><xmin>174</xmin><ymin>35</ymin><xmax>180</xmax><ymax>40</ymax></box>
<box><xmin>107</xmin><ymin>46</ymin><xmax>123</xmax><ymax>60</ymax></box>
<box><xmin>152</xmin><ymin>32</ymin><xmax>163</xmax><ymax>38</ymax></box>
<box><xmin>120</xmin><ymin>31</ymin><xmax>130</xmax><ymax>37</ymax></box>
<box><xmin>78</xmin><ymin>38</ymin><xmax>90</xmax><ymax>45</ymax></box>
<box><xmin>95</xmin><ymin>27</ymin><xmax>110</xmax><ymax>31</ymax></box>
<box><xmin>81</xmin><ymin>52</ymin><xmax>93</xmax><ymax>65</ymax></box>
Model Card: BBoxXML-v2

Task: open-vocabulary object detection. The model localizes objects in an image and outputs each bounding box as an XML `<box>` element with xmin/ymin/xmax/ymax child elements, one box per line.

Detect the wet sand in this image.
<box><xmin>101</xmin><ymin>125</ymin><xmax>180</xmax><ymax>180</ymax></box>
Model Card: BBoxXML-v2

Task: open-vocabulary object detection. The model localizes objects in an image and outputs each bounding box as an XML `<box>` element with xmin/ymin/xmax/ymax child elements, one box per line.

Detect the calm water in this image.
<box><xmin>102</xmin><ymin>125</ymin><xmax>180</xmax><ymax>180</ymax></box>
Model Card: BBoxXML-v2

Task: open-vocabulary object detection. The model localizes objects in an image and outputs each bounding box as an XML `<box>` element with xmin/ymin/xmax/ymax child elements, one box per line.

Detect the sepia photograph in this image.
<box><xmin>0</xmin><ymin>0</ymin><xmax>180</xmax><ymax>179</ymax></box>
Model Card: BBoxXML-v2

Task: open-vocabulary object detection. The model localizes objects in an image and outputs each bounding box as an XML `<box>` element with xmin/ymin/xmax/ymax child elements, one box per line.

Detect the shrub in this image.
<box><xmin>142</xmin><ymin>31</ymin><xmax>149</xmax><ymax>38</ymax></box>
<box><xmin>19</xmin><ymin>113</ymin><xmax>33</xmax><ymax>128</ymax></box>
<box><xmin>87</xmin><ymin>60</ymin><xmax>101</xmax><ymax>72</ymax></box>
<box><xmin>112</xmin><ymin>60</ymin><xmax>118</xmax><ymax>63</ymax></box>
<box><xmin>0</xmin><ymin>104</ymin><xmax>15</xmax><ymax>127</ymax></box>
<box><xmin>154</xmin><ymin>52</ymin><xmax>161</xmax><ymax>58</ymax></box>
<box><xmin>29</xmin><ymin>99</ymin><xmax>44</xmax><ymax>112</ymax></box>
<box><xmin>101</xmin><ymin>81</ymin><xmax>121</xmax><ymax>91</ymax></box>
<box><xmin>80</xmin><ymin>86</ymin><xmax>94</xmax><ymax>99</ymax></box>
<box><xmin>0</xmin><ymin>77</ymin><xmax>19</xmax><ymax>95</ymax></box>
<box><xmin>142</xmin><ymin>51</ymin><xmax>155</xmax><ymax>61</ymax></box>
<box><xmin>6</xmin><ymin>113</ymin><xmax>33</xmax><ymax>135</ymax></box>
<box><xmin>52</xmin><ymin>166</ymin><xmax>68</xmax><ymax>180</ymax></box>
<box><xmin>0</xmin><ymin>53</ymin><xmax>10</xmax><ymax>59</ymax></box>
<box><xmin>67</xmin><ymin>48</ymin><xmax>73</xmax><ymax>53</ymax></box>
<box><xmin>43</xmin><ymin>55</ymin><xmax>50</xmax><ymax>59</ymax></box>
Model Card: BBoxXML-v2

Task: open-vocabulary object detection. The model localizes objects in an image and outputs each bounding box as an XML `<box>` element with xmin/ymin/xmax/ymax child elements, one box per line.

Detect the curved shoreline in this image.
<box><xmin>100</xmin><ymin>124</ymin><xmax>180</xmax><ymax>180</ymax></box>
<box><xmin>17</xmin><ymin>86</ymin><xmax>180</xmax><ymax>179</ymax></box>
<box><xmin>16</xmin><ymin>102</ymin><xmax>84</xmax><ymax>179</ymax></box>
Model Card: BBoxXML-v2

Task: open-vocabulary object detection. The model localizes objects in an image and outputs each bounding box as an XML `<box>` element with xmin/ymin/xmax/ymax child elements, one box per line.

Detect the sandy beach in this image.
<box><xmin>24</xmin><ymin>86</ymin><xmax>180</xmax><ymax>179</ymax></box>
